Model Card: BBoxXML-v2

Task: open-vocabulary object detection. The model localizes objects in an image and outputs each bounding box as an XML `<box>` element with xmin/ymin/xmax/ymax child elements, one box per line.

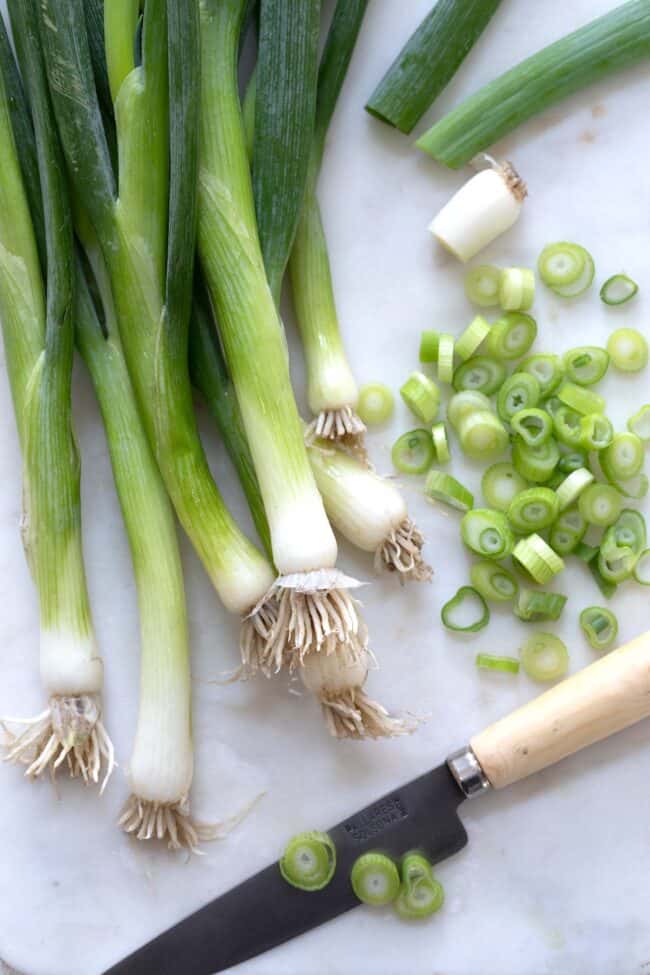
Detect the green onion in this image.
<box><xmin>512</xmin><ymin>438</ymin><xmax>560</xmax><ymax>483</ymax></box>
<box><xmin>575</xmin><ymin>542</ymin><xmax>600</xmax><ymax>564</ymax></box>
<box><xmin>507</xmin><ymin>487</ymin><xmax>559</xmax><ymax>533</ymax></box>
<box><xmin>419</xmin><ymin>329</ymin><xmax>440</xmax><ymax>363</ymax></box>
<box><xmin>432</xmin><ymin>422</ymin><xmax>451</xmax><ymax>464</ymax></box>
<box><xmin>453</xmin><ymin>355</ymin><xmax>507</xmax><ymax>394</ymax></box>
<box><xmin>558</xmin><ymin>450</ymin><xmax>588</xmax><ymax>475</ymax></box>
<box><xmin>441</xmin><ymin>586</ymin><xmax>490</xmax><ymax>632</ymax></box>
<box><xmin>458</xmin><ymin>410</ymin><xmax>509</xmax><ymax>461</ymax></box>
<box><xmin>520</xmin><ymin>632</ymin><xmax>569</xmax><ymax>683</ymax></box>
<box><xmin>470</xmin><ymin>561</ymin><xmax>519</xmax><ymax>602</ymax></box>
<box><xmin>279</xmin><ymin>831</ymin><xmax>337</xmax><ymax>891</ymax></box>
<box><xmin>598</xmin><ymin>509</ymin><xmax>646</xmax><ymax>584</ymax></box>
<box><xmin>485</xmin><ymin>312</ymin><xmax>537</xmax><ymax>361</ymax></box>
<box><xmin>461</xmin><ymin>509</ymin><xmax>514</xmax><ymax>559</ymax></box>
<box><xmin>365</xmin><ymin>0</ymin><xmax>503</xmax><ymax>134</ymax></box>
<box><xmin>513</xmin><ymin>534</ymin><xmax>564</xmax><ymax>584</ymax></box>
<box><xmin>425</xmin><ymin>470</ymin><xmax>474</xmax><ymax>512</ymax></box>
<box><xmin>511</xmin><ymin>408</ymin><xmax>553</xmax><ymax>448</ymax></box>
<box><xmin>437</xmin><ymin>333</ymin><xmax>455</xmax><ymax>384</ymax></box>
<box><xmin>634</xmin><ymin>549</ymin><xmax>650</xmax><ymax>585</ymax></box>
<box><xmin>514</xmin><ymin>588</ymin><xmax>567</xmax><ymax>622</ymax></box>
<box><xmin>357</xmin><ymin>383</ymin><xmax>394</xmax><ymax>426</ymax></box>
<box><xmin>563</xmin><ymin>346</ymin><xmax>609</xmax><ymax>386</ymax></box>
<box><xmin>519</xmin><ymin>354</ymin><xmax>565</xmax><ymax>398</ymax></box>
<box><xmin>549</xmin><ymin>247</ymin><xmax>595</xmax><ymax>299</ymax></box>
<box><xmin>579</xmin><ymin>607</ymin><xmax>618</xmax><ymax>651</ymax></box>
<box><xmin>497</xmin><ymin>372</ymin><xmax>541</xmax><ymax>423</ymax></box>
<box><xmin>552</xmin><ymin>405</ymin><xmax>583</xmax><ymax>448</ymax></box>
<box><xmin>589</xmin><ymin>560</ymin><xmax>618</xmax><ymax>599</ymax></box>
<box><xmin>557</xmin><ymin>381</ymin><xmax>605</xmax><ymax>416</ymax></box>
<box><xmin>475</xmin><ymin>653</ymin><xmax>520</xmax><ymax>674</ymax></box>
<box><xmin>607</xmin><ymin>327</ymin><xmax>648</xmax><ymax>372</ymax></box>
<box><xmin>600</xmin><ymin>432</ymin><xmax>645</xmax><ymax>482</ymax></box>
<box><xmin>579</xmin><ymin>413</ymin><xmax>614</xmax><ymax>452</ymax></box>
<box><xmin>415</xmin><ymin>2</ymin><xmax>650</xmax><ymax>169</ymax></box>
<box><xmin>613</xmin><ymin>509</ymin><xmax>646</xmax><ymax>551</ymax></box>
<box><xmin>401</xmin><ymin>371</ymin><xmax>441</xmax><ymax>423</ymax></box>
<box><xmin>498</xmin><ymin>268</ymin><xmax>535</xmax><ymax>313</ymax></box>
<box><xmin>627</xmin><ymin>405</ymin><xmax>650</xmax><ymax>442</ymax></box>
<box><xmin>549</xmin><ymin>508</ymin><xmax>587</xmax><ymax>555</ymax></box>
<box><xmin>455</xmin><ymin>315</ymin><xmax>491</xmax><ymax>360</ymax></box>
<box><xmin>464</xmin><ymin>265</ymin><xmax>501</xmax><ymax>307</ymax></box>
<box><xmin>351</xmin><ymin>852</ymin><xmax>400</xmax><ymax>906</ymax></box>
<box><xmin>538</xmin><ymin>242</ymin><xmax>587</xmax><ymax>288</ymax></box>
<box><xmin>392</xmin><ymin>429</ymin><xmax>435</xmax><ymax>475</ymax></box>
<box><xmin>394</xmin><ymin>852</ymin><xmax>444</xmax><ymax>920</ymax></box>
<box><xmin>600</xmin><ymin>274</ymin><xmax>638</xmax><ymax>306</ymax></box>
<box><xmin>481</xmin><ymin>462</ymin><xmax>528</xmax><ymax>512</ymax></box>
<box><xmin>578</xmin><ymin>483</ymin><xmax>623</xmax><ymax>528</ymax></box>
<box><xmin>607</xmin><ymin>473</ymin><xmax>649</xmax><ymax>500</ymax></box>
<box><xmin>447</xmin><ymin>389</ymin><xmax>492</xmax><ymax>428</ymax></box>
<box><xmin>555</xmin><ymin>468</ymin><xmax>594</xmax><ymax>510</ymax></box>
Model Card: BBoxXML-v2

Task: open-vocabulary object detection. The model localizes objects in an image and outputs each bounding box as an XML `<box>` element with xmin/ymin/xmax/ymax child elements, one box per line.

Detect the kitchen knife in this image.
<box><xmin>103</xmin><ymin>629</ymin><xmax>650</xmax><ymax>975</ymax></box>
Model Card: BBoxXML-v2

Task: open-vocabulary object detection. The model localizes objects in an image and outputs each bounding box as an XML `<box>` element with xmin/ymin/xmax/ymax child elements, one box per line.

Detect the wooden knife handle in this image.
<box><xmin>471</xmin><ymin>630</ymin><xmax>650</xmax><ymax>789</ymax></box>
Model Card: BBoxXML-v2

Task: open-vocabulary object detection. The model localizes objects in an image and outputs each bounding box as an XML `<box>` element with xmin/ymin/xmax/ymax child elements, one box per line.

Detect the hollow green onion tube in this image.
<box><xmin>577</xmin><ymin>483</ymin><xmax>623</xmax><ymax>528</ymax></box>
<box><xmin>470</xmin><ymin>561</ymin><xmax>518</xmax><ymax>602</ymax></box>
<box><xmin>512</xmin><ymin>438</ymin><xmax>560</xmax><ymax>483</ymax></box>
<box><xmin>579</xmin><ymin>607</ymin><xmax>618</xmax><ymax>651</ymax></box>
<box><xmin>607</xmin><ymin>327</ymin><xmax>649</xmax><ymax>372</ymax></box>
<box><xmin>458</xmin><ymin>411</ymin><xmax>509</xmax><ymax>461</ymax></box>
<box><xmin>579</xmin><ymin>414</ymin><xmax>614</xmax><ymax>452</ymax></box>
<box><xmin>598</xmin><ymin>542</ymin><xmax>638</xmax><ymax>585</ymax></box>
<box><xmin>481</xmin><ymin>462</ymin><xmax>528</xmax><ymax>512</ymax></box>
<box><xmin>549</xmin><ymin>508</ymin><xmax>587</xmax><ymax>555</ymax></box>
<box><xmin>514</xmin><ymin>588</ymin><xmax>567</xmax><ymax>623</ymax></box>
<box><xmin>279</xmin><ymin>831</ymin><xmax>337</xmax><ymax>891</ymax></box>
<box><xmin>415</xmin><ymin>2</ymin><xmax>650</xmax><ymax>169</ymax></box>
<box><xmin>441</xmin><ymin>586</ymin><xmax>490</xmax><ymax>632</ymax></box>
<box><xmin>464</xmin><ymin>266</ymin><xmax>501</xmax><ymax>308</ymax></box>
<box><xmin>544</xmin><ymin>245</ymin><xmax>595</xmax><ymax>299</ymax></box>
<box><xmin>401</xmin><ymin>371</ymin><xmax>441</xmax><ymax>423</ymax></box>
<box><xmin>519</xmin><ymin>354</ymin><xmax>565</xmax><ymax>398</ymax></box>
<box><xmin>520</xmin><ymin>632</ymin><xmax>568</xmax><ymax>683</ymax></box>
<box><xmin>394</xmin><ymin>852</ymin><xmax>445</xmax><ymax>920</ymax></box>
<box><xmin>552</xmin><ymin>405</ymin><xmax>583</xmax><ymax>448</ymax></box>
<box><xmin>555</xmin><ymin>468</ymin><xmax>594</xmax><ymax>510</ymax></box>
<box><xmin>476</xmin><ymin>653</ymin><xmax>520</xmax><ymax>674</ymax></box>
<box><xmin>498</xmin><ymin>269</ymin><xmax>535</xmax><ymax>313</ymax></box>
<box><xmin>513</xmin><ymin>534</ymin><xmax>564</xmax><ymax>584</ymax></box>
<box><xmin>461</xmin><ymin>509</ymin><xmax>514</xmax><ymax>559</ymax></box>
<box><xmin>575</xmin><ymin>541</ymin><xmax>600</xmax><ymax>564</ymax></box>
<box><xmin>558</xmin><ymin>381</ymin><xmax>605</xmax><ymax>416</ymax></box>
<box><xmin>437</xmin><ymin>333</ymin><xmax>455</xmax><ymax>385</ymax></box>
<box><xmin>507</xmin><ymin>487</ymin><xmax>559</xmax><ymax>533</ymax></box>
<box><xmin>0</xmin><ymin>5</ymin><xmax>111</xmax><ymax>786</ymax></box>
<box><xmin>455</xmin><ymin>315</ymin><xmax>491</xmax><ymax>360</ymax></box>
<box><xmin>511</xmin><ymin>408</ymin><xmax>553</xmax><ymax>448</ymax></box>
<box><xmin>357</xmin><ymin>383</ymin><xmax>394</xmax><ymax>426</ymax></box>
<box><xmin>432</xmin><ymin>422</ymin><xmax>451</xmax><ymax>464</ymax></box>
<box><xmin>351</xmin><ymin>853</ymin><xmax>401</xmax><ymax>906</ymax></box>
<box><xmin>627</xmin><ymin>405</ymin><xmax>650</xmax><ymax>442</ymax></box>
<box><xmin>420</xmin><ymin>329</ymin><xmax>440</xmax><ymax>363</ymax></box>
<box><xmin>393</xmin><ymin>429</ymin><xmax>435</xmax><ymax>475</ymax></box>
<box><xmin>453</xmin><ymin>355</ymin><xmax>507</xmax><ymax>394</ymax></box>
<box><xmin>563</xmin><ymin>346</ymin><xmax>609</xmax><ymax>386</ymax></box>
<box><xmin>600</xmin><ymin>432</ymin><xmax>645</xmax><ymax>482</ymax></box>
<box><xmin>425</xmin><ymin>470</ymin><xmax>474</xmax><ymax>512</ymax></box>
<box><xmin>600</xmin><ymin>274</ymin><xmax>638</xmax><ymax>306</ymax></box>
<box><xmin>485</xmin><ymin>312</ymin><xmax>537</xmax><ymax>361</ymax></box>
<box><xmin>497</xmin><ymin>372</ymin><xmax>541</xmax><ymax>422</ymax></box>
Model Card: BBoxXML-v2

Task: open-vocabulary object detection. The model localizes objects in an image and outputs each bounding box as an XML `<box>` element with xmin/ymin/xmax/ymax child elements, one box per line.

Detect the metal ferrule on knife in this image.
<box><xmin>447</xmin><ymin>747</ymin><xmax>491</xmax><ymax>799</ymax></box>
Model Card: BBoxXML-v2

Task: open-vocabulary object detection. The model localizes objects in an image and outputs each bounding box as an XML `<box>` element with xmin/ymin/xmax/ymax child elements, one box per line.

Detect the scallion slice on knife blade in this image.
<box><xmin>351</xmin><ymin>853</ymin><xmax>400</xmax><ymax>906</ymax></box>
<box><xmin>280</xmin><ymin>832</ymin><xmax>337</xmax><ymax>891</ymax></box>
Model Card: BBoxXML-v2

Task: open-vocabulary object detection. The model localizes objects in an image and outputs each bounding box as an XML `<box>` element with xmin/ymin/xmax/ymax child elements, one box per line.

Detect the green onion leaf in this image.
<box><xmin>441</xmin><ymin>586</ymin><xmax>490</xmax><ymax>632</ymax></box>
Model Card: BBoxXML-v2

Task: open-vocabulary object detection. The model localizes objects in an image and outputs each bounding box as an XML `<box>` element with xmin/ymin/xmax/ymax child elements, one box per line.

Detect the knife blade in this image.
<box><xmin>103</xmin><ymin>628</ymin><xmax>650</xmax><ymax>975</ymax></box>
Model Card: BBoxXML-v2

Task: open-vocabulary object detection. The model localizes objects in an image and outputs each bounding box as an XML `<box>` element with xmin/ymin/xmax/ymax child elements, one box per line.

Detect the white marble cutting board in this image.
<box><xmin>2</xmin><ymin>1</ymin><xmax>650</xmax><ymax>973</ymax></box>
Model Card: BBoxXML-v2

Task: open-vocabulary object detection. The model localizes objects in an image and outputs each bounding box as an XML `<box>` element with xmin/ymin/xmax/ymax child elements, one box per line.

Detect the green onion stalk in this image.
<box><xmin>197</xmin><ymin>0</ymin><xmax>409</xmax><ymax>738</ymax></box>
<box><xmin>0</xmin><ymin>5</ymin><xmax>112</xmax><ymax>785</ymax></box>
<box><xmin>39</xmin><ymin>0</ymin><xmax>279</xmax><ymax>672</ymax></box>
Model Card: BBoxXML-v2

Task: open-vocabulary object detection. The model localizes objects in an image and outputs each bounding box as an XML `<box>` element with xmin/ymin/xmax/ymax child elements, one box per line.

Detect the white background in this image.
<box><xmin>1</xmin><ymin>1</ymin><xmax>650</xmax><ymax>973</ymax></box>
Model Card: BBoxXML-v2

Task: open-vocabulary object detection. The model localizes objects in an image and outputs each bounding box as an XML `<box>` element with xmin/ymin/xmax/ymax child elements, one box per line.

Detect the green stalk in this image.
<box><xmin>416</xmin><ymin>0</ymin><xmax>650</xmax><ymax>168</ymax></box>
<box><xmin>365</xmin><ymin>0</ymin><xmax>502</xmax><ymax>134</ymax></box>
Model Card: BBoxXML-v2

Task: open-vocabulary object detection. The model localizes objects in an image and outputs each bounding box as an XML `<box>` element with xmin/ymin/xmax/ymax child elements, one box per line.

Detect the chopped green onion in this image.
<box><xmin>453</xmin><ymin>355</ymin><xmax>507</xmax><ymax>394</ymax></box>
<box><xmin>607</xmin><ymin>327</ymin><xmax>648</xmax><ymax>372</ymax></box>
<box><xmin>607</xmin><ymin>473</ymin><xmax>649</xmax><ymax>500</ymax></box>
<box><xmin>555</xmin><ymin>468</ymin><xmax>594</xmax><ymax>510</ymax></box>
<box><xmin>546</xmin><ymin>472</ymin><xmax>566</xmax><ymax>491</ymax></box>
<box><xmin>598</xmin><ymin>542</ymin><xmax>637</xmax><ymax>585</ymax></box>
<box><xmin>437</xmin><ymin>333</ymin><xmax>455</xmax><ymax>384</ymax></box>
<box><xmin>432</xmin><ymin>422</ymin><xmax>451</xmax><ymax>464</ymax></box>
<box><xmin>461</xmin><ymin>509</ymin><xmax>514</xmax><ymax>559</ymax></box>
<box><xmin>548</xmin><ymin>246</ymin><xmax>594</xmax><ymax>298</ymax></box>
<box><xmin>351</xmin><ymin>852</ymin><xmax>400</xmax><ymax>907</ymax></box>
<box><xmin>394</xmin><ymin>852</ymin><xmax>445</xmax><ymax>920</ymax></box>
<box><xmin>579</xmin><ymin>413</ymin><xmax>614</xmax><ymax>452</ymax></box>
<box><xmin>458</xmin><ymin>411</ymin><xmax>509</xmax><ymax>461</ymax></box>
<box><xmin>481</xmin><ymin>462</ymin><xmax>528</xmax><ymax>511</ymax></box>
<box><xmin>441</xmin><ymin>586</ymin><xmax>490</xmax><ymax>632</ymax></box>
<box><xmin>400</xmin><ymin>371</ymin><xmax>441</xmax><ymax>423</ymax></box>
<box><xmin>485</xmin><ymin>312</ymin><xmax>537</xmax><ymax>361</ymax></box>
<box><xmin>627</xmin><ymin>405</ymin><xmax>650</xmax><ymax>442</ymax></box>
<box><xmin>575</xmin><ymin>541</ymin><xmax>600</xmax><ymax>564</ymax></box>
<box><xmin>470</xmin><ymin>560</ymin><xmax>519</xmax><ymax>602</ymax></box>
<box><xmin>512</xmin><ymin>438</ymin><xmax>560</xmax><ymax>483</ymax></box>
<box><xmin>514</xmin><ymin>588</ymin><xmax>567</xmax><ymax>622</ymax></box>
<box><xmin>634</xmin><ymin>549</ymin><xmax>650</xmax><ymax>585</ymax></box>
<box><xmin>447</xmin><ymin>389</ymin><xmax>492</xmax><ymax>429</ymax></box>
<box><xmin>563</xmin><ymin>346</ymin><xmax>609</xmax><ymax>386</ymax></box>
<box><xmin>600</xmin><ymin>274</ymin><xmax>638</xmax><ymax>306</ymax></box>
<box><xmin>549</xmin><ymin>507</ymin><xmax>587</xmax><ymax>555</ymax></box>
<box><xmin>455</xmin><ymin>315</ymin><xmax>491</xmax><ymax>360</ymax></box>
<box><xmin>425</xmin><ymin>469</ymin><xmax>474</xmax><ymax>511</ymax></box>
<box><xmin>519</xmin><ymin>354</ymin><xmax>565</xmax><ymax>398</ymax></box>
<box><xmin>520</xmin><ymin>633</ymin><xmax>569</xmax><ymax>683</ymax></box>
<box><xmin>589</xmin><ymin>560</ymin><xmax>618</xmax><ymax>599</ymax></box>
<box><xmin>507</xmin><ymin>487</ymin><xmax>559</xmax><ymax>533</ymax></box>
<box><xmin>579</xmin><ymin>607</ymin><xmax>618</xmax><ymax>651</ymax></box>
<box><xmin>600</xmin><ymin>432</ymin><xmax>645</xmax><ymax>482</ymax></box>
<box><xmin>497</xmin><ymin>372</ymin><xmax>541</xmax><ymax>422</ymax></box>
<box><xmin>513</xmin><ymin>534</ymin><xmax>564</xmax><ymax>584</ymax></box>
<box><xmin>392</xmin><ymin>429</ymin><xmax>435</xmax><ymax>475</ymax></box>
<box><xmin>558</xmin><ymin>450</ymin><xmax>588</xmax><ymax>475</ymax></box>
<box><xmin>464</xmin><ymin>265</ymin><xmax>501</xmax><ymax>307</ymax></box>
<box><xmin>552</xmin><ymin>405</ymin><xmax>583</xmax><ymax>448</ymax></box>
<box><xmin>557</xmin><ymin>381</ymin><xmax>605</xmax><ymax>416</ymax></box>
<box><xmin>476</xmin><ymin>653</ymin><xmax>520</xmax><ymax>674</ymax></box>
<box><xmin>419</xmin><ymin>329</ymin><xmax>440</xmax><ymax>363</ymax></box>
<box><xmin>613</xmin><ymin>509</ymin><xmax>646</xmax><ymax>551</ymax></box>
<box><xmin>357</xmin><ymin>383</ymin><xmax>394</xmax><ymax>426</ymax></box>
<box><xmin>498</xmin><ymin>268</ymin><xmax>535</xmax><ymax>313</ymax></box>
<box><xmin>280</xmin><ymin>831</ymin><xmax>337</xmax><ymax>891</ymax></box>
<box><xmin>577</xmin><ymin>483</ymin><xmax>623</xmax><ymax>528</ymax></box>
<box><xmin>538</xmin><ymin>242</ymin><xmax>587</xmax><ymax>288</ymax></box>
<box><xmin>511</xmin><ymin>408</ymin><xmax>553</xmax><ymax>448</ymax></box>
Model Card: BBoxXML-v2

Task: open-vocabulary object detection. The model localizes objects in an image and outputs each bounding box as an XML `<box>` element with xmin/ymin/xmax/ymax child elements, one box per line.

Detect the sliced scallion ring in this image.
<box><xmin>555</xmin><ymin>468</ymin><xmax>594</xmax><ymax>511</ymax></box>
<box><xmin>394</xmin><ymin>853</ymin><xmax>444</xmax><ymax>920</ymax></box>
<box><xmin>511</xmin><ymin>437</ymin><xmax>560</xmax><ymax>483</ymax></box>
<box><xmin>563</xmin><ymin>346</ymin><xmax>609</xmax><ymax>386</ymax></box>
<box><xmin>455</xmin><ymin>315</ymin><xmax>491</xmax><ymax>361</ymax></box>
<box><xmin>475</xmin><ymin>653</ymin><xmax>520</xmax><ymax>674</ymax></box>
<box><xmin>447</xmin><ymin>390</ymin><xmax>492</xmax><ymax>429</ymax></box>
<box><xmin>457</xmin><ymin>410</ymin><xmax>509</xmax><ymax>460</ymax></box>
<box><xmin>557</xmin><ymin>450</ymin><xmax>588</xmax><ymax>475</ymax></box>
<box><xmin>514</xmin><ymin>588</ymin><xmax>567</xmax><ymax>622</ymax></box>
<box><xmin>464</xmin><ymin>266</ymin><xmax>501</xmax><ymax>307</ymax></box>
<box><xmin>507</xmin><ymin>487</ymin><xmax>559</xmax><ymax>533</ymax></box>
<box><xmin>577</xmin><ymin>483</ymin><xmax>623</xmax><ymax>528</ymax></box>
<box><xmin>357</xmin><ymin>383</ymin><xmax>394</xmax><ymax>426</ymax></box>
<box><xmin>453</xmin><ymin>355</ymin><xmax>507</xmax><ymax>395</ymax></box>
<box><xmin>419</xmin><ymin>330</ymin><xmax>440</xmax><ymax>363</ymax></box>
<box><xmin>497</xmin><ymin>372</ymin><xmax>541</xmax><ymax>422</ymax></box>
<box><xmin>634</xmin><ymin>549</ymin><xmax>650</xmax><ymax>585</ymax></box>
<box><xmin>424</xmin><ymin>470</ymin><xmax>474</xmax><ymax>511</ymax></box>
<box><xmin>575</xmin><ymin>541</ymin><xmax>599</xmax><ymax>564</ymax></box>
<box><xmin>578</xmin><ymin>413</ymin><xmax>613</xmax><ymax>452</ymax></box>
<box><xmin>351</xmin><ymin>853</ymin><xmax>400</xmax><ymax>906</ymax></box>
<box><xmin>511</xmin><ymin>408</ymin><xmax>553</xmax><ymax>447</ymax></box>
<box><xmin>513</xmin><ymin>534</ymin><xmax>564</xmax><ymax>584</ymax></box>
<box><xmin>579</xmin><ymin>607</ymin><xmax>618</xmax><ymax>651</ymax></box>
<box><xmin>627</xmin><ymin>405</ymin><xmax>650</xmax><ymax>442</ymax></box>
<box><xmin>392</xmin><ymin>429</ymin><xmax>435</xmax><ymax>475</ymax></box>
<box><xmin>437</xmin><ymin>333</ymin><xmax>455</xmax><ymax>384</ymax></box>
<box><xmin>481</xmin><ymin>462</ymin><xmax>528</xmax><ymax>512</ymax></box>
<box><xmin>498</xmin><ymin>268</ymin><xmax>535</xmax><ymax>313</ymax></box>
<box><xmin>549</xmin><ymin>507</ymin><xmax>587</xmax><ymax>555</ymax></box>
<box><xmin>613</xmin><ymin>509</ymin><xmax>647</xmax><ymax>554</ymax></box>
<box><xmin>589</xmin><ymin>560</ymin><xmax>617</xmax><ymax>600</ymax></box>
<box><xmin>538</xmin><ymin>242</ymin><xmax>586</xmax><ymax>288</ymax></box>
<box><xmin>461</xmin><ymin>509</ymin><xmax>515</xmax><ymax>559</ymax></box>
<box><xmin>547</xmin><ymin>246</ymin><xmax>595</xmax><ymax>298</ymax></box>
<box><xmin>607</xmin><ymin>328</ymin><xmax>648</xmax><ymax>373</ymax></box>
<box><xmin>520</xmin><ymin>632</ymin><xmax>569</xmax><ymax>682</ymax></box>
<box><xmin>552</xmin><ymin>405</ymin><xmax>583</xmax><ymax>448</ymax></box>
<box><xmin>485</xmin><ymin>312</ymin><xmax>537</xmax><ymax>361</ymax></box>
<box><xmin>600</xmin><ymin>432</ymin><xmax>645</xmax><ymax>482</ymax></box>
<box><xmin>400</xmin><ymin>371</ymin><xmax>441</xmax><ymax>423</ymax></box>
<box><xmin>470</xmin><ymin>560</ymin><xmax>519</xmax><ymax>602</ymax></box>
<box><xmin>279</xmin><ymin>832</ymin><xmax>337</xmax><ymax>891</ymax></box>
<box><xmin>557</xmin><ymin>381</ymin><xmax>605</xmax><ymax>416</ymax></box>
<box><xmin>519</xmin><ymin>354</ymin><xmax>565</xmax><ymax>398</ymax></box>
<box><xmin>600</xmin><ymin>274</ymin><xmax>638</xmax><ymax>306</ymax></box>
<box><xmin>597</xmin><ymin>541</ymin><xmax>637</xmax><ymax>584</ymax></box>
<box><xmin>432</xmin><ymin>422</ymin><xmax>450</xmax><ymax>464</ymax></box>
<box><xmin>543</xmin><ymin>396</ymin><xmax>563</xmax><ymax>419</ymax></box>
<box><xmin>441</xmin><ymin>586</ymin><xmax>490</xmax><ymax>632</ymax></box>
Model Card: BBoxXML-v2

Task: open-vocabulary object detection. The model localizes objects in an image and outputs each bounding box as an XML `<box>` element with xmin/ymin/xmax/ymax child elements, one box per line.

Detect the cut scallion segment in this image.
<box><xmin>357</xmin><ymin>383</ymin><xmax>394</xmax><ymax>426</ymax></box>
<box><xmin>432</xmin><ymin>423</ymin><xmax>451</xmax><ymax>464</ymax></box>
<box><xmin>401</xmin><ymin>371</ymin><xmax>441</xmax><ymax>423</ymax></box>
<box><xmin>512</xmin><ymin>438</ymin><xmax>559</xmax><ymax>484</ymax></box>
<box><xmin>458</xmin><ymin>411</ymin><xmax>509</xmax><ymax>460</ymax></box>
<box><xmin>563</xmin><ymin>346</ymin><xmax>609</xmax><ymax>386</ymax></box>
<box><xmin>552</xmin><ymin>405</ymin><xmax>583</xmax><ymax>448</ymax></box>
<box><xmin>549</xmin><ymin>507</ymin><xmax>587</xmax><ymax>555</ymax></box>
<box><xmin>538</xmin><ymin>242</ymin><xmax>587</xmax><ymax>288</ymax></box>
<box><xmin>476</xmin><ymin>653</ymin><xmax>520</xmax><ymax>674</ymax></box>
<box><xmin>461</xmin><ymin>509</ymin><xmax>514</xmax><ymax>559</ymax></box>
<box><xmin>600</xmin><ymin>274</ymin><xmax>638</xmax><ymax>306</ymax></box>
<box><xmin>513</xmin><ymin>534</ymin><xmax>564</xmax><ymax>584</ymax></box>
<box><xmin>579</xmin><ymin>413</ymin><xmax>614</xmax><ymax>452</ymax></box>
<box><xmin>437</xmin><ymin>333</ymin><xmax>455</xmax><ymax>384</ymax></box>
<box><xmin>351</xmin><ymin>853</ymin><xmax>400</xmax><ymax>906</ymax></box>
<box><xmin>394</xmin><ymin>852</ymin><xmax>444</xmax><ymax>920</ymax></box>
<box><xmin>485</xmin><ymin>312</ymin><xmax>537</xmax><ymax>361</ymax></box>
<box><xmin>507</xmin><ymin>487</ymin><xmax>559</xmax><ymax>533</ymax></box>
<box><xmin>600</xmin><ymin>432</ymin><xmax>645</xmax><ymax>482</ymax></box>
<box><xmin>550</xmin><ymin>249</ymin><xmax>595</xmax><ymax>298</ymax></box>
<box><xmin>455</xmin><ymin>315</ymin><xmax>491</xmax><ymax>360</ymax></box>
<box><xmin>464</xmin><ymin>265</ymin><xmax>501</xmax><ymax>307</ymax></box>
<box><xmin>453</xmin><ymin>355</ymin><xmax>507</xmax><ymax>394</ymax></box>
<box><xmin>558</xmin><ymin>450</ymin><xmax>588</xmax><ymax>475</ymax></box>
<box><xmin>279</xmin><ymin>831</ymin><xmax>337</xmax><ymax>891</ymax></box>
<box><xmin>627</xmin><ymin>405</ymin><xmax>650</xmax><ymax>442</ymax></box>
<box><xmin>607</xmin><ymin>327</ymin><xmax>648</xmax><ymax>372</ymax></box>
<box><xmin>589</xmin><ymin>560</ymin><xmax>618</xmax><ymax>599</ymax></box>
<box><xmin>511</xmin><ymin>408</ymin><xmax>553</xmax><ymax>448</ymax></box>
<box><xmin>497</xmin><ymin>372</ymin><xmax>541</xmax><ymax>422</ymax></box>
<box><xmin>598</xmin><ymin>543</ymin><xmax>637</xmax><ymax>585</ymax></box>
<box><xmin>419</xmin><ymin>330</ymin><xmax>440</xmax><ymax>363</ymax></box>
<box><xmin>578</xmin><ymin>483</ymin><xmax>623</xmax><ymax>528</ymax></box>
<box><xmin>470</xmin><ymin>561</ymin><xmax>518</xmax><ymax>602</ymax></box>
<box><xmin>520</xmin><ymin>633</ymin><xmax>568</xmax><ymax>683</ymax></box>
<box><xmin>555</xmin><ymin>468</ymin><xmax>594</xmax><ymax>510</ymax></box>
<box><xmin>425</xmin><ymin>470</ymin><xmax>474</xmax><ymax>512</ymax></box>
<box><xmin>579</xmin><ymin>607</ymin><xmax>618</xmax><ymax>651</ymax></box>
<box><xmin>498</xmin><ymin>268</ymin><xmax>535</xmax><ymax>312</ymax></box>
<box><xmin>519</xmin><ymin>354</ymin><xmax>564</xmax><ymax>398</ymax></box>
<box><xmin>481</xmin><ymin>462</ymin><xmax>528</xmax><ymax>512</ymax></box>
<box><xmin>441</xmin><ymin>586</ymin><xmax>490</xmax><ymax>632</ymax></box>
<box><xmin>514</xmin><ymin>588</ymin><xmax>567</xmax><ymax>622</ymax></box>
<box><xmin>447</xmin><ymin>389</ymin><xmax>492</xmax><ymax>429</ymax></box>
<box><xmin>558</xmin><ymin>381</ymin><xmax>605</xmax><ymax>416</ymax></box>
<box><xmin>392</xmin><ymin>429</ymin><xmax>435</xmax><ymax>475</ymax></box>
<box><xmin>634</xmin><ymin>549</ymin><xmax>650</xmax><ymax>585</ymax></box>
<box><xmin>575</xmin><ymin>541</ymin><xmax>599</xmax><ymax>564</ymax></box>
